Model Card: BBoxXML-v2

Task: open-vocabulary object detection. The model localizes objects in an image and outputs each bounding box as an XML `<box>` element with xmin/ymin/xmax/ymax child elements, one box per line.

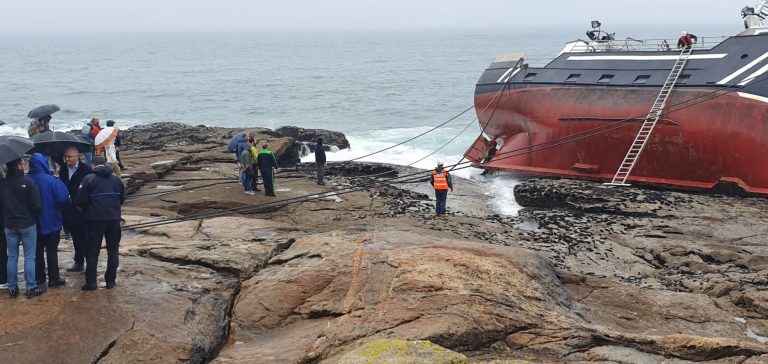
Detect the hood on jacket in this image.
<box><xmin>29</xmin><ymin>153</ymin><xmax>52</xmax><ymax>175</ymax></box>
<box><xmin>93</xmin><ymin>164</ymin><xmax>113</xmax><ymax>177</ymax></box>
<box><xmin>316</xmin><ymin>138</ymin><xmax>324</xmax><ymax>147</ymax></box>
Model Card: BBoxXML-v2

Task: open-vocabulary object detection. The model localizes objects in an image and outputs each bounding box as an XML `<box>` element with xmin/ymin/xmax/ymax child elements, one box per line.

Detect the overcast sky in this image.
<box><xmin>0</xmin><ymin>0</ymin><xmax>744</xmax><ymax>33</ymax></box>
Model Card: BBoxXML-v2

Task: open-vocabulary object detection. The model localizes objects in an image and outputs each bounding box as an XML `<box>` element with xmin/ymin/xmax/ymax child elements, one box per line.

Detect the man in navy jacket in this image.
<box><xmin>75</xmin><ymin>157</ymin><xmax>124</xmax><ymax>291</ymax></box>
<box><xmin>59</xmin><ymin>146</ymin><xmax>93</xmax><ymax>272</ymax></box>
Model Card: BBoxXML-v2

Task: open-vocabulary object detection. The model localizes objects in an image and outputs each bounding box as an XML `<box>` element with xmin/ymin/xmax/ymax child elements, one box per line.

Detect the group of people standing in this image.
<box><xmin>80</xmin><ymin>117</ymin><xmax>125</xmax><ymax>176</ymax></box>
<box><xmin>235</xmin><ymin>133</ymin><xmax>328</xmax><ymax>196</ymax></box>
<box><xmin>1</xmin><ymin>115</ymin><xmax>126</xmax><ymax>298</ymax></box>
<box><xmin>236</xmin><ymin>133</ymin><xmax>281</xmax><ymax>196</ymax></box>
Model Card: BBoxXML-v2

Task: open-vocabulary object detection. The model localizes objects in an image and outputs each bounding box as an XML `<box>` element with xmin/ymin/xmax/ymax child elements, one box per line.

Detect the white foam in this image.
<box><xmin>0</xmin><ymin>124</ymin><xmax>29</xmax><ymax>137</ymax></box>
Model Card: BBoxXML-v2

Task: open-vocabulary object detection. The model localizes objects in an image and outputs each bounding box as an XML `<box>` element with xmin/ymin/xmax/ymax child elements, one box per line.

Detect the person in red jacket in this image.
<box><xmin>677</xmin><ymin>31</ymin><xmax>698</xmax><ymax>48</ymax></box>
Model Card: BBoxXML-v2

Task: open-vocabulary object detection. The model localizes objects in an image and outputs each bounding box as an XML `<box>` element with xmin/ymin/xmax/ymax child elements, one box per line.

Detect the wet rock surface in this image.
<box><xmin>275</xmin><ymin>125</ymin><xmax>351</xmax><ymax>150</ymax></box>
<box><xmin>2</xmin><ymin>124</ymin><xmax>767</xmax><ymax>363</ymax></box>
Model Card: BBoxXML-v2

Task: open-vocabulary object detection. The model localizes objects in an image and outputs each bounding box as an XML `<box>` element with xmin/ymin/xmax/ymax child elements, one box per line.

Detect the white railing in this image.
<box><xmin>567</xmin><ymin>36</ymin><xmax>729</xmax><ymax>53</ymax></box>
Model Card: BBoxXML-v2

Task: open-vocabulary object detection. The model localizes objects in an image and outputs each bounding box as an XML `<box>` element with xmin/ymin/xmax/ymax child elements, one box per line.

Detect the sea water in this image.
<box><xmin>0</xmin><ymin>25</ymin><xmax>736</xmax><ymax>215</ymax></box>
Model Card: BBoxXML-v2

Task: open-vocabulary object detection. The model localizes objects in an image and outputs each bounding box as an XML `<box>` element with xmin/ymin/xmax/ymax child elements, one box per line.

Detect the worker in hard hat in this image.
<box><xmin>677</xmin><ymin>31</ymin><xmax>698</xmax><ymax>48</ymax></box>
<box><xmin>429</xmin><ymin>161</ymin><xmax>454</xmax><ymax>216</ymax></box>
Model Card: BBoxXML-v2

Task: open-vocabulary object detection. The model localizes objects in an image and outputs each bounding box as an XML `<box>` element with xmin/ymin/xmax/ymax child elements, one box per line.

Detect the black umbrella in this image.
<box><xmin>31</xmin><ymin>131</ymin><xmax>91</xmax><ymax>155</ymax></box>
<box><xmin>0</xmin><ymin>135</ymin><xmax>34</xmax><ymax>164</ymax></box>
<box><xmin>27</xmin><ymin>104</ymin><xmax>60</xmax><ymax>119</ymax></box>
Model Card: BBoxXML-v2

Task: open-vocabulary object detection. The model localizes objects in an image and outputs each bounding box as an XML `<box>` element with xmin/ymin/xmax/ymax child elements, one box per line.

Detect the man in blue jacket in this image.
<box><xmin>75</xmin><ymin>157</ymin><xmax>124</xmax><ymax>291</ymax></box>
<box><xmin>27</xmin><ymin>153</ymin><xmax>70</xmax><ymax>287</ymax></box>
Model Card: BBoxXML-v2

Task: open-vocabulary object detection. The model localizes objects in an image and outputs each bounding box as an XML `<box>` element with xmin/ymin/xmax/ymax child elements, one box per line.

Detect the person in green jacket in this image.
<box><xmin>256</xmin><ymin>143</ymin><xmax>280</xmax><ymax>197</ymax></box>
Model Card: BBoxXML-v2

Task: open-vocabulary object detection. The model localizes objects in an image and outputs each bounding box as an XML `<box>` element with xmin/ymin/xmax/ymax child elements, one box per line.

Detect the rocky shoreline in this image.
<box><xmin>0</xmin><ymin>122</ymin><xmax>766</xmax><ymax>363</ymax></box>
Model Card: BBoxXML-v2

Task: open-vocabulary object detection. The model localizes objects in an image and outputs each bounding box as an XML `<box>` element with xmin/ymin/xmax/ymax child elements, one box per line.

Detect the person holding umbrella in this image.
<box><xmin>0</xmin><ymin>136</ymin><xmax>38</xmax><ymax>296</ymax></box>
<box><xmin>27</xmin><ymin>104</ymin><xmax>60</xmax><ymax>137</ymax></box>
<box><xmin>31</xmin><ymin>130</ymin><xmax>92</xmax><ymax>173</ymax></box>
<box><xmin>107</xmin><ymin>120</ymin><xmax>126</xmax><ymax>170</ymax></box>
<box><xmin>27</xmin><ymin>153</ymin><xmax>69</xmax><ymax>288</ymax></box>
<box><xmin>94</xmin><ymin>123</ymin><xmax>121</xmax><ymax>177</ymax></box>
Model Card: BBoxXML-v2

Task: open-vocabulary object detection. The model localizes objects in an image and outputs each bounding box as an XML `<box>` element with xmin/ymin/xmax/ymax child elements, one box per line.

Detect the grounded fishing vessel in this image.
<box><xmin>466</xmin><ymin>2</ymin><xmax>768</xmax><ymax>195</ymax></box>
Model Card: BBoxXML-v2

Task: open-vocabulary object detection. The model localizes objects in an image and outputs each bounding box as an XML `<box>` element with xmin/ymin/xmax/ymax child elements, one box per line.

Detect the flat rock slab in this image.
<box><xmin>0</xmin><ymin>252</ymin><xmax>237</xmax><ymax>364</ymax></box>
<box><xmin>216</xmin><ymin>230</ymin><xmax>571</xmax><ymax>363</ymax></box>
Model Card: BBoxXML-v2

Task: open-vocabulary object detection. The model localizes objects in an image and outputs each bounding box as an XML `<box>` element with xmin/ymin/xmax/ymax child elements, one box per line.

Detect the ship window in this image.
<box><xmin>523</xmin><ymin>73</ymin><xmax>538</xmax><ymax>81</ymax></box>
<box><xmin>597</xmin><ymin>74</ymin><xmax>614</xmax><ymax>83</ymax></box>
<box><xmin>677</xmin><ymin>74</ymin><xmax>691</xmax><ymax>84</ymax></box>
<box><xmin>633</xmin><ymin>75</ymin><xmax>651</xmax><ymax>84</ymax></box>
<box><xmin>565</xmin><ymin>73</ymin><xmax>581</xmax><ymax>82</ymax></box>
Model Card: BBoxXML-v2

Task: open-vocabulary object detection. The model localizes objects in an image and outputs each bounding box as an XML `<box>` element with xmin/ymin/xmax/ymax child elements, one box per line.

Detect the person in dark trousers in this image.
<box><xmin>240</xmin><ymin>138</ymin><xmax>255</xmax><ymax>195</ymax></box>
<box><xmin>315</xmin><ymin>137</ymin><xmax>326</xmax><ymax>185</ymax></box>
<box><xmin>677</xmin><ymin>31</ymin><xmax>698</xmax><ymax>48</ymax></box>
<box><xmin>235</xmin><ymin>133</ymin><xmax>250</xmax><ymax>187</ymax></box>
<box><xmin>27</xmin><ymin>153</ymin><xmax>70</xmax><ymax>287</ymax></box>
<box><xmin>257</xmin><ymin>143</ymin><xmax>280</xmax><ymax>197</ymax></box>
<box><xmin>75</xmin><ymin>157</ymin><xmax>124</xmax><ymax>291</ymax></box>
<box><xmin>429</xmin><ymin>161</ymin><xmax>453</xmax><ymax>216</ymax></box>
<box><xmin>247</xmin><ymin>136</ymin><xmax>261</xmax><ymax>192</ymax></box>
<box><xmin>0</xmin><ymin>159</ymin><xmax>45</xmax><ymax>298</ymax></box>
<box><xmin>0</xmin><ymin>168</ymin><xmax>6</xmax><ymax>290</ymax></box>
<box><xmin>107</xmin><ymin>120</ymin><xmax>126</xmax><ymax>170</ymax></box>
<box><xmin>59</xmin><ymin>146</ymin><xmax>93</xmax><ymax>272</ymax></box>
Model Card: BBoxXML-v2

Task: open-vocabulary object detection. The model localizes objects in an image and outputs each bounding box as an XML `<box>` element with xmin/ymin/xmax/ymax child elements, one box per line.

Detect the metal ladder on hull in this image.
<box><xmin>607</xmin><ymin>46</ymin><xmax>693</xmax><ymax>186</ymax></box>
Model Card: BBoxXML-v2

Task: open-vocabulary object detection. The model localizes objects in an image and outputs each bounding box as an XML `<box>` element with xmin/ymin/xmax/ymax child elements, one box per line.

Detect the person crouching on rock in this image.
<box><xmin>430</xmin><ymin>161</ymin><xmax>453</xmax><ymax>216</ymax></box>
<box><xmin>315</xmin><ymin>137</ymin><xmax>326</xmax><ymax>185</ymax></box>
<box><xmin>257</xmin><ymin>143</ymin><xmax>280</xmax><ymax>197</ymax></box>
<box><xmin>28</xmin><ymin>153</ymin><xmax>70</xmax><ymax>289</ymax></box>
<box><xmin>75</xmin><ymin>157</ymin><xmax>124</xmax><ymax>291</ymax></box>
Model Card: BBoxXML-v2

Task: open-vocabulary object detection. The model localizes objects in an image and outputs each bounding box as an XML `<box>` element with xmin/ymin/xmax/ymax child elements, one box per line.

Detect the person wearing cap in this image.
<box><xmin>0</xmin><ymin>159</ymin><xmax>45</xmax><ymax>298</ymax></box>
<box><xmin>429</xmin><ymin>161</ymin><xmax>453</xmax><ymax>216</ymax></box>
<box><xmin>75</xmin><ymin>156</ymin><xmax>124</xmax><ymax>291</ymax></box>
<box><xmin>677</xmin><ymin>31</ymin><xmax>698</xmax><ymax>48</ymax></box>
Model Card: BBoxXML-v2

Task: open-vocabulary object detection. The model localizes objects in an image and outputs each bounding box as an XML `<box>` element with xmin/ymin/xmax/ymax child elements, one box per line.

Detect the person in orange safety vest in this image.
<box><xmin>429</xmin><ymin>161</ymin><xmax>453</xmax><ymax>216</ymax></box>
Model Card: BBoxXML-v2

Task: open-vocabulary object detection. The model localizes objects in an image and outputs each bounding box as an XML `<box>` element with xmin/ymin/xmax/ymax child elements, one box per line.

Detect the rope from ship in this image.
<box><xmin>122</xmin><ymin>73</ymin><xmax>768</xmax><ymax>230</ymax></box>
<box><xmin>345</xmin><ymin>105</ymin><xmax>475</xmax><ymax>162</ymax></box>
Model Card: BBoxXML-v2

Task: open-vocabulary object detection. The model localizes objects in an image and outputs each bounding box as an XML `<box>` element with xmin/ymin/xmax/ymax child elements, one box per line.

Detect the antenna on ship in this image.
<box><xmin>742</xmin><ymin>1</ymin><xmax>768</xmax><ymax>28</ymax></box>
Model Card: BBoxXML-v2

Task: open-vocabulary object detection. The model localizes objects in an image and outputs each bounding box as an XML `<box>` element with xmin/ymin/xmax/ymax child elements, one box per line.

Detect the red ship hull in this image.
<box><xmin>467</xmin><ymin>87</ymin><xmax>768</xmax><ymax>195</ymax></box>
